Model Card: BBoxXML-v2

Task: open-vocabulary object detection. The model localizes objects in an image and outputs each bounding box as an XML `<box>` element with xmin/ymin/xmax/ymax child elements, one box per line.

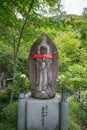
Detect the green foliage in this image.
<box><xmin>68</xmin><ymin>118</ymin><xmax>81</xmax><ymax>130</ymax></box>
<box><xmin>5</xmin><ymin>85</ymin><xmax>19</xmax><ymax>101</ymax></box>
<box><xmin>82</xmin><ymin>90</ymin><xmax>87</xmax><ymax>98</ymax></box>
<box><xmin>16</xmin><ymin>46</ymin><xmax>29</xmax><ymax>74</ymax></box>
<box><xmin>2</xmin><ymin>102</ymin><xmax>18</xmax><ymax>127</ymax></box>
<box><xmin>14</xmin><ymin>72</ymin><xmax>30</xmax><ymax>93</ymax></box>
<box><xmin>0</xmin><ymin>41</ymin><xmax>13</xmax><ymax>74</ymax></box>
<box><xmin>0</xmin><ymin>123</ymin><xmax>15</xmax><ymax>130</ymax></box>
<box><xmin>69</xmin><ymin>97</ymin><xmax>87</xmax><ymax>125</ymax></box>
<box><xmin>0</xmin><ymin>85</ymin><xmax>19</xmax><ymax>109</ymax></box>
<box><xmin>0</xmin><ymin>92</ymin><xmax>9</xmax><ymax>120</ymax></box>
<box><xmin>67</xmin><ymin>64</ymin><xmax>87</xmax><ymax>91</ymax></box>
<box><xmin>52</xmin><ymin>27</ymin><xmax>87</xmax><ymax>92</ymax></box>
<box><xmin>0</xmin><ymin>86</ymin><xmax>16</xmax><ymax>113</ymax></box>
<box><xmin>56</xmin><ymin>74</ymin><xmax>71</xmax><ymax>93</ymax></box>
<box><xmin>0</xmin><ymin>90</ymin><xmax>10</xmax><ymax>104</ymax></box>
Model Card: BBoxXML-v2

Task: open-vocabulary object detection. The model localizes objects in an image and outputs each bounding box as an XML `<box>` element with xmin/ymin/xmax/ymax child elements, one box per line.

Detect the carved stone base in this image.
<box><xmin>18</xmin><ymin>92</ymin><xmax>69</xmax><ymax>130</ymax></box>
<box><xmin>26</xmin><ymin>93</ymin><xmax>61</xmax><ymax>130</ymax></box>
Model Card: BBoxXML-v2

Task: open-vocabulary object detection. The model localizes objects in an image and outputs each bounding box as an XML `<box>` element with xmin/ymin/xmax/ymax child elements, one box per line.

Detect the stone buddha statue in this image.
<box><xmin>29</xmin><ymin>33</ymin><xmax>58</xmax><ymax>99</ymax></box>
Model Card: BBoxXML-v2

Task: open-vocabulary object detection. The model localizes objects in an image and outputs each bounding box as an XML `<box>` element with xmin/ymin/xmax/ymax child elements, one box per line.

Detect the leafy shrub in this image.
<box><xmin>0</xmin><ymin>91</ymin><xmax>9</xmax><ymax>103</ymax></box>
<box><xmin>0</xmin><ymin>90</ymin><xmax>10</xmax><ymax>114</ymax></box>
<box><xmin>2</xmin><ymin>102</ymin><xmax>18</xmax><ymax>127</ymax></box>
<box><xmin>0</xmin><ymin>85</ymin><xmax>19</xmax><ymax>105</ymax></box>
<box><xmin>56</xmin><ymin>74</ymin><xmax>71</xmax><ymax>94</ymax></box>
<box><xmin>0</xmin><ymin>123</ymin><xmax>15</xmax><ymax>130</ymax></box>
<box><xmin>68</xmin><ymin>118</ymin><xmax>81</xmax><ymax>130</ymax></box>
<box><xmin>5</xmin><ymin>84</ymin><xmax>19</xmax><ymax>101</ymax></box>
<box><xmin>69</xmin><ymin>96</ymin><xmax>87</xmax><ymax>126</ymax></box>
<box><xmin>14</xmin><ymin>72</ymin><xmax>30</xmax><ymax>93</ymax></box>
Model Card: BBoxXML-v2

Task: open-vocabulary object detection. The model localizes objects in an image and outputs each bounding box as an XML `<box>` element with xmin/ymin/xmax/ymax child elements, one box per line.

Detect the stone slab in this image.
<box><xmin>60</xmin><ymin>101</ymin><xmax>68</xmax><ymax>130</ymax></box>
<box><xmin>26</xmin><ymin>93</ymin><xmax>61</xmax><ymax>130</ymax></box>
<box><xmin>18</xmin><ymin>93</ymin><xmax>26</xmax><ymax>130</ymax></box>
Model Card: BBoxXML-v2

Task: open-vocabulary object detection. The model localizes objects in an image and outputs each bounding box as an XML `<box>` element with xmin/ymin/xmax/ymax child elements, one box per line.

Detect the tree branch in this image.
<box><xmin>16</xmin><ymin>0</ymin><xmax>35</xmax><ymax>54</ymax></box>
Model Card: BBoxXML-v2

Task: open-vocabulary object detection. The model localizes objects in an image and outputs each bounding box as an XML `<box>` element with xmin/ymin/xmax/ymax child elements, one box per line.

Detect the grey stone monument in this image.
<box><xmin>18</xmin><ymin>33</ymin><xmax>68</xmax><ymax>130</ymax></box>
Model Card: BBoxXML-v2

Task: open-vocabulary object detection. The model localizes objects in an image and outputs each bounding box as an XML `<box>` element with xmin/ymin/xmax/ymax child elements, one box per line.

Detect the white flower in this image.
<box><xmin>20</xmin><ymin>74</ymin><xmax>26</xmax><ymax>79</ymax></box>
<box><xmin>61</xmin><ymin>75</ymin><xmax>65</xmax><ymax>79</ymax></box>
<box><xmin>58</xmin><ymin>75</ymin><xmax>65</xmax><ymax>79</ymax></box>
<box><xmin>58</xmin><ymin>75</ymin><xmax>66</xmax><ymax>83</ymax></box>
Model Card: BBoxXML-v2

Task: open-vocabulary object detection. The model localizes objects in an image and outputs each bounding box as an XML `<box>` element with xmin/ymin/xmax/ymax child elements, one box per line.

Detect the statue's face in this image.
<box><xmin>40</xmin><ymin>47</ymin><xmax>47</xmax><ymax>54</ymax></box>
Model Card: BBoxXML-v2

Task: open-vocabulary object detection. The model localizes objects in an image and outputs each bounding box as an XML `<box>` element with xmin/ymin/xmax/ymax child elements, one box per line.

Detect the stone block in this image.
<box><xmin>26</xmin><ymin>93</ymin><xmax>61</xmax><ymax>130</ymax></box>
<box><xmin>18</xmin><ymin>93</ymin><xmax>26</xmax><ymax>130</ymax></box>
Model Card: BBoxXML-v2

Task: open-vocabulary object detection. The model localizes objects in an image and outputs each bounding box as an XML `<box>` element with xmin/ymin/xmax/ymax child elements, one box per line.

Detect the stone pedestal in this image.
<box><xmin>60</xmin><ymin>101</ymin><xmax>68</xmax><ymax>130</ymax></box>
<box><xmin>18</xmin><ymin>93</ymin><xmax>69</xmax><ymax>130</ymax></box>
<box><xmin>18</xmin><ymin>93</ymin><xmax>26</xmax><ymax>130</ymax></box>
<box><xmin>26</xmin><ymin>93</ymin><xmax>61</xmax><ymax>130</ymax></box>
<box><xmin>60</xmin><ymin>93</ymin><xmax>69</xmax><ymax>130</ymax></box>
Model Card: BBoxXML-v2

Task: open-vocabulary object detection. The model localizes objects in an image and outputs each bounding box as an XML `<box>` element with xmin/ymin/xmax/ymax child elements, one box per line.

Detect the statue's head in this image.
<box><xmin>37</xmin><ymin>36</ymin><xmax>50</xmax><ymax>54</ymax></box>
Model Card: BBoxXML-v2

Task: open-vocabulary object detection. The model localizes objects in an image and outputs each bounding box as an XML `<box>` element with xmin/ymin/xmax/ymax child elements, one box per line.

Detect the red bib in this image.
<box><xmin>30</xmin><ymin>51</ymin><xmax>57</xmax><ymax>59</ymax></box>
<box><xmin>34</xmin><ymin>54</ymin><xmax>53</xmax><ymax>59</ymax></box>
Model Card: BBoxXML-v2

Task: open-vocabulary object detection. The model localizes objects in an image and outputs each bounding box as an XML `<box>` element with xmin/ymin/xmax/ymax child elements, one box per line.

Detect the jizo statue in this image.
<box><xmin>29</xmin><ymin>33</ymin><xmax>58</xmax><ymax>99</ymax></box>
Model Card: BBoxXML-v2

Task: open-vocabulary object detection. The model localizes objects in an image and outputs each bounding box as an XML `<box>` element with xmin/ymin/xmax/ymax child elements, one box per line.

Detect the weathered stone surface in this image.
<box><xmin>60</xmin><ymin>93</ymin><xmax>69</xmax><ymax>130</ymax></box>
<box><xmin>26</xmin><ymin>93</ymin><xmax>61</xmax><ymax>130</ymax></box>
<box><xmin>18</xmin><ymin>93</ymin><xmax>26</xmax><ymax>130</ymax></box>
<box><xmin>29</xmin><ymin>33</ymin><xmax>58</xmax><ymax>99</ymax></box>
